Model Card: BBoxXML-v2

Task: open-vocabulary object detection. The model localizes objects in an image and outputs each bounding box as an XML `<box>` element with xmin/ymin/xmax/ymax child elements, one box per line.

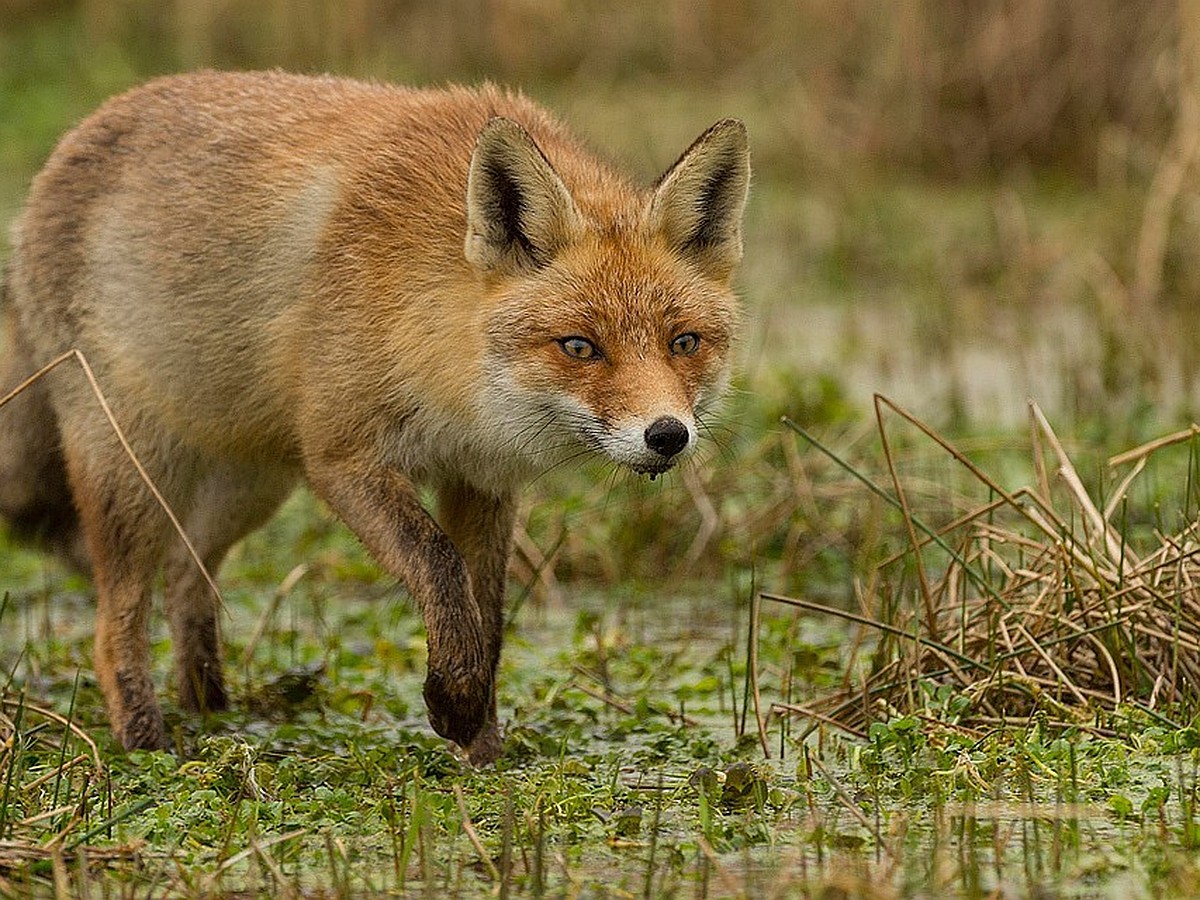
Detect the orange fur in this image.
<box><xmin>0</xmin><ymin>71</ymin><xmax>749</xmax><ymax>764</ymax></box>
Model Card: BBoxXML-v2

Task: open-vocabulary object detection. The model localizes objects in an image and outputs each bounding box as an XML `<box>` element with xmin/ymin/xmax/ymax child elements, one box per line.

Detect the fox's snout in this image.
<box><xmin>644</xmin><ymin>415</ymin><xmax>690</xmax><ymax>461</ymax></box>
<box><xmin>586</xmin><ymin>411</ymin><xmax>699</xmax><ymax>477</ymax></box>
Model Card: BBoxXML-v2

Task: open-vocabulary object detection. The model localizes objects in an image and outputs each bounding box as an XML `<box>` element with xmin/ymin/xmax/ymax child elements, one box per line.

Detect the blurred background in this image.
<box><xmin>3</xmin><ymin>1</ymin><xmax>1200</xmax><ymax>592</ymax></box>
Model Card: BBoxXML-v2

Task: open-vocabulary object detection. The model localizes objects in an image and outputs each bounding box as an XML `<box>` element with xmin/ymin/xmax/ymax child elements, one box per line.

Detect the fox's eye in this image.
<box><xmin>670</xmin><ymin>333</ymin><xmax>701</xmax><ymax>356</ymax></box>
<box><xmin>559</xmin><ymin>336</ymin><xmax>599</xmax><ymax>360</ymax></box>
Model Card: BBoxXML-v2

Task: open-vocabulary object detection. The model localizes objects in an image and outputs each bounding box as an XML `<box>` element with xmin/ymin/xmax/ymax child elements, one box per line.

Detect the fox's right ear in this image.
<box><xmin>649</xmin><ymin>119</ymin><xmax>750</xmax><ymax>281</ymax></box>
<box><xmin>465</xmin><ymin>118</ymin><xmax>581</xmax><ymax>275</ymax></box>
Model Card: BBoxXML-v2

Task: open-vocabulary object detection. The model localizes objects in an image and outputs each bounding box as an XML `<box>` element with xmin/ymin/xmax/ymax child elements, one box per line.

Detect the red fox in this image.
<box><xmin>0</xmin><ymin>71</ymin><xmax>749</xmax><ymax>765</ymax></box>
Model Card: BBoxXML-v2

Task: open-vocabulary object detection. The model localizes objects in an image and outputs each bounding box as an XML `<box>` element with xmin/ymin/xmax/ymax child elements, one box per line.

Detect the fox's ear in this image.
<box><xmin>648</xmin><ymin>119</ymin><xmax>750</xmax><ymax>280</ymax></box>
<box><xmin>465</xmin><ymin>117</ymin><xmax>580</xmax><ymax>274</ymax></box>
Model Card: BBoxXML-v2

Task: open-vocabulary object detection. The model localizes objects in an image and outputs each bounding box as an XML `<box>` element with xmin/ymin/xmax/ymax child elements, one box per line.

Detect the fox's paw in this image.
<box><xmin>116</xmin><ymin>705</ymin><xmax>167</xmax><ymax>752</ymax></box>
<box><xmin>423</xmin><ymin>666</ymin><xmax>490</xmax><ymax>749</ymax></box>
<box><xmin>178</xmin><ymin>664</ymin><xmax>229</xmax><ymax>715</ymax></box>
<box><xmin>465</xmin><ymin>721</ymin><xmax>502</xmax><ymax>767</ymax></box>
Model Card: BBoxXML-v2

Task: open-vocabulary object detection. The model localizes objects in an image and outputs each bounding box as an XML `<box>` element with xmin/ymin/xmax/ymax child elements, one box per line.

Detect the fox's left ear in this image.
<box><xmin>648</xmin><ymin>119</ymin><xmax>750</xmax><ymax>280</ymax></box>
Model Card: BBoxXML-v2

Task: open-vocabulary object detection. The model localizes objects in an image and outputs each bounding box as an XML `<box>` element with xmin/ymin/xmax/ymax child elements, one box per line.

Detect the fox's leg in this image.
<box><xmin>0</xmin><ymin>305</ymin><xmax>87</xmax><ymax>571</ymax></box>
<box><xmin>163</xmin><ymin>464</ymin><xmax>296</xmax><ymax>715</ymax></box>
<box><xmin>302</xmin><ymin>449</ymin><xmax>493</xmax><ymax>752</ymax></box>
<box><xmin>61</xmin><ymin>425</ymin><xmax>173</xmax><ymax>751</ymax></box>
<box><xmin>438</xmin><ymin>480</ymin><xmax>517</xmax><ymax>766</ymax></box>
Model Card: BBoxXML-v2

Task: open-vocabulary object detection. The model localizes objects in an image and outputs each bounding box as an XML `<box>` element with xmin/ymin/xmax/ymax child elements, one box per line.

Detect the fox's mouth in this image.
<box><xmin>633</xmin><ymin>461</ymin><xmax>675</xmax><ymax>479</ymax></box>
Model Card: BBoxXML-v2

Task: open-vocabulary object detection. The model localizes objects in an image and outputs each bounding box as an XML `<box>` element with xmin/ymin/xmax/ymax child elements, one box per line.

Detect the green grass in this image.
<box><xmin>6</xmin><ymin>3</ymin><xmax>1200</xmax><ymax>897</ymax></box>
<box><xmin>6</xmin><ymin>511</ymin><xmax>1200</xmax><ymax>897</ymax></box>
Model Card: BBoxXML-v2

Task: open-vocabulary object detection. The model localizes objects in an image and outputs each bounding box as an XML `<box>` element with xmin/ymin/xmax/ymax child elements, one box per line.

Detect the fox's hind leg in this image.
<box><xmin>0</xmin><ymin>305</ymin><xmax>87</xmax><ymax>571</ymax></box>
<box><xmin>60</xmin><ymin>421</ymin><xmax>176</xmax><ymax>751</ymax></box>
<box><xmin>163</xmin><ymin>463</ymin><xmax>296</xmax><ymax>715</ymax></box>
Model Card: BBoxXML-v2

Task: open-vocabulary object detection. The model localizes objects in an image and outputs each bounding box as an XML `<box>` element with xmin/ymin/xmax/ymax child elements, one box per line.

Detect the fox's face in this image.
<box><xmin>466</xmin><ymin>117</ymin><xmax>749</xmax><ymax>478</ymax></box>
<box><xmin>483</xmin><ymin>239</ymin><xmax>738</xmax><ymax>475</ymax></box>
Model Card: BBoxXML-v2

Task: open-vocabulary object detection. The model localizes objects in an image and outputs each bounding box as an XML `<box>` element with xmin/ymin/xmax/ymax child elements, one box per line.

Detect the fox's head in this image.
<box><xmin>466</xmin><ymin>116</ymin><xmax>749</xmax><ymax>478</ymax></box>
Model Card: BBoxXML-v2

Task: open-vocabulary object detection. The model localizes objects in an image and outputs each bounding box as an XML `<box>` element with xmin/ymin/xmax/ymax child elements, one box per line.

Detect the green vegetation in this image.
<box><xmin>5</xmin><ymin>2</ymin><xmax>1200</xmax><ymax>896</ymax></box>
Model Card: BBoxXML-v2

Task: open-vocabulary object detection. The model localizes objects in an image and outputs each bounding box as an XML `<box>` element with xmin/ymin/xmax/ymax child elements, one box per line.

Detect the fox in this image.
<box><xmin>0</xmin><ymin>70</ymin><xmax>749</xmax><ymax>765</ymax></box>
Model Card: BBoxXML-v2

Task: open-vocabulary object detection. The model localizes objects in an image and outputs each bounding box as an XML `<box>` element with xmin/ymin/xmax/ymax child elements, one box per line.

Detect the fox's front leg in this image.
<box><xmin>438</xmin><ymin>480</ymin><xmax>516</xmax><ymax>766</ymax></box>
<box><xmin>304</xmin><ymin>452</ymin><xmax>492</xmax><ymax>750</ymax></box>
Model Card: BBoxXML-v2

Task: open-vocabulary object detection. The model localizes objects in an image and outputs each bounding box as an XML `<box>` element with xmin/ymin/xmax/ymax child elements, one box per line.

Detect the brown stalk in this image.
<box><xmin>874</xmin><ymin>394</ymin><xmax>938</xmax><ymax>641</ymax></box>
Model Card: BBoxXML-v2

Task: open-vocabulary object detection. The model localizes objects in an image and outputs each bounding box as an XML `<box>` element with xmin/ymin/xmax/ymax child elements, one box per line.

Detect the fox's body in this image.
<box><xmin>0</xmin><ymin>71</ymin><xmax>748</xmax><ymax>764</ymax></box>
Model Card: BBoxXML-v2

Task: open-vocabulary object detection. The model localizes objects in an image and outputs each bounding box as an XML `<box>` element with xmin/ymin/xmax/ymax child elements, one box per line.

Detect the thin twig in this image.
<box><xmin>453</xmin><ymin>784</ymin><xmax>500</xmax><ymax>882</ymax></box>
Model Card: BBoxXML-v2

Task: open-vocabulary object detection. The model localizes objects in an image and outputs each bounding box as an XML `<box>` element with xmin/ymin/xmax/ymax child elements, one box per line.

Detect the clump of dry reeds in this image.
<box><xmin>775</xmin><ymin>396</ymin><xmax>1200</xmax><ymax>736</ymax></box>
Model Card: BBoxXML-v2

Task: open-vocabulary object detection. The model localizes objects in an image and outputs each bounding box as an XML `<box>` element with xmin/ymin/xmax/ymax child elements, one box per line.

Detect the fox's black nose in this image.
<box><xmin>644</xmin><ymin>416</ymin><xmax>690</xmax><ymax>458</ymax></box>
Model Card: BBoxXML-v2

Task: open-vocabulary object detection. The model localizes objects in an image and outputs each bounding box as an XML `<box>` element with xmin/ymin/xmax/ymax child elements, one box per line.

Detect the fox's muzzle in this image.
<box><xmin>644</xmin><ymin>415</ymin><xmax>690</xmax><ymax>459</ymax></box>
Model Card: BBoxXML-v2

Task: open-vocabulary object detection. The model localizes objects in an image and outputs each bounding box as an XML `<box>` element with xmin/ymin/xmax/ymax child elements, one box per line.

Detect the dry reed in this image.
<box><xmin>777</xmin><ymin>395</ymin><xmax>1200</xmax><ymax>736</ymax></box>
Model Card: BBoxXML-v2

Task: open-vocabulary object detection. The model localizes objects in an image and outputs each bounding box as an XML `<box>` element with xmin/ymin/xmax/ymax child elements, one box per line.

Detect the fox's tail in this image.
<box><xmin>0</xmin><ymin>269</ymin><xmax>88</xmax><ymax>572</ymax></box>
